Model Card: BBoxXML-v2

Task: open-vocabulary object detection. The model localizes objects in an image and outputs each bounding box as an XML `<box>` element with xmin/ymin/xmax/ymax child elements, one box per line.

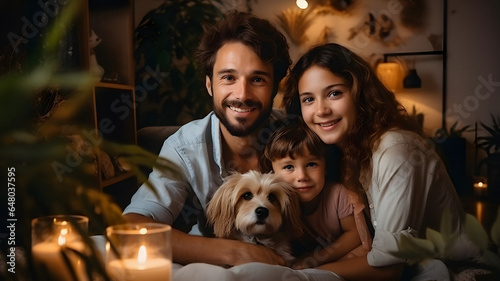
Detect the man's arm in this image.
<box><xmin>124</xmin><ymin>213</ymin><xmax>285</xmax><ymax>266</ymax></box>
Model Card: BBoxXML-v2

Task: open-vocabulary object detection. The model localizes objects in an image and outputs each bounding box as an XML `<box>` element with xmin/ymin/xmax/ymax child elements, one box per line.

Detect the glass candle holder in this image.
<box><xmin>106</xmin><ymin>223</ymin><xmax>172</xmax><ymax>281</ymax></box>
<box><xmin>31</xmin><ymin>215</ymin><xmax>89</xmax><ymax>281</ymax></box>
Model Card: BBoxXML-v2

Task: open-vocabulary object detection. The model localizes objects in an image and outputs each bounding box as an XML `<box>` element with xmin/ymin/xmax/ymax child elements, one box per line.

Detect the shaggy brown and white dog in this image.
<box><xmin>206</xmin><ymin>170</ymin><xmax>303</xmax><ymax>265</ymax></box>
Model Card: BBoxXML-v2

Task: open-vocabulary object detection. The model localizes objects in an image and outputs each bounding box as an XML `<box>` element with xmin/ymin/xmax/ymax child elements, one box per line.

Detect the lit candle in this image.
<box><xmin>107</xmin><ymin>245</ymin><xmax>171</xmax><ymax>281</ymax></box>
<box><xmin>32</xmin><ymin>217</ymin><xmax>89</xmax><ymax>281</ymax></box>
<box><xmin>473</xmin><ymin>178</ymin><xmax>488</xmax><ymax>197</ymax></box>
<box><xmin>473</xmin><ymin>181</ymin><xmax>487</xmax><ymax>189</ymax></box>
<box><xmin>106</xmin><ymin>224</ymin><xmax>172</xmax><ymax>281</ymax></box>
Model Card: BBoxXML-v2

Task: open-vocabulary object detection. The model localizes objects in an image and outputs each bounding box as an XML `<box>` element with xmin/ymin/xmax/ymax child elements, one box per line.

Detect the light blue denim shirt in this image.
<box><xmin>124</xmin><ymin>110</ymin><xmax>285</xmax><ymax>235</ymax></box>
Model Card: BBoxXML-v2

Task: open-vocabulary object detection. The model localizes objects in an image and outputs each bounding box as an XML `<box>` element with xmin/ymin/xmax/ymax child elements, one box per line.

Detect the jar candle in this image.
<box><xmin>473</xmin><ymin>176</ymin><xmax>488</xmax><ymax>197</ymax></box>
<box><xmin>31</xmin><ymin>215</ymin><xmax>89</xmax><ymax>281</ymax></box>
<box><xmin>106</xmin><ymin>223</ymin><xmax>172</xmax><ymax>281</ymax></box>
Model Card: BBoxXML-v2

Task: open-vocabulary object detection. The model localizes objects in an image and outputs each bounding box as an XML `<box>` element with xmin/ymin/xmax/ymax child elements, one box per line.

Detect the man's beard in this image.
<box><xmin>213</xmin><ymin>99</ymin><xmax>273</xmax><ymax>137</ymax></box>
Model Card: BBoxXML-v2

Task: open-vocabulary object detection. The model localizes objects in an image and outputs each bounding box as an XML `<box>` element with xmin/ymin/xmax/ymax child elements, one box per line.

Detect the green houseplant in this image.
<box><xmin>0</xmin><ymin>2</ymin><xmax>176</xmax><ymax>280</ymax></box>
<box><xmin>392</xmin><ymin>209</ymin><xmax>500</xmax><ymax>279</ymax></box>
<box><xmin>134</xmin><ymin>0</ymin><xmax>221</xmax><ymax>128</ymax></box>
<box><xmin>433</xmin><ymin>121</ymin><xmax>473</xmax><ymax>196</ymax></box>
<box><xmin>477</xmin><ymin>114</ymin><xmax>500</xmax><ymax>199</ymax></box>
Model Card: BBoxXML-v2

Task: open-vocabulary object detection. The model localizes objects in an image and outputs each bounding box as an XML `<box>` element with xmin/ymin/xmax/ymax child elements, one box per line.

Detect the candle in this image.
<box><xmin>106</xmin><ymin>223</ymin><xmax>172</xmax><ymax>281</ymax></box>
<box><xmin>107</xmin><ymin>256</ymin><xmax>171</xmax><ymax>280</ymax></box>
<box><xmin>32</xmin><ymin>241</ymin><xmax>88</xmax><ymax>281</ymax></box>
<box><xmin>473</xmin><ymin>177</ymin><xmax>488</xmax><ymax>197</ymax></box>
<box><xmin>107</xmin><ymin>258</ymin><xmax>171</xmax><ymax>280</ymax></box>
<box><xmin>31</xmin><ymin>215</ymin><xmax>89</xmax><ymax>281</ymax></box>
<box><xmin>473</xmin><ymin>181</ymin><xmax>488</xmax><ymax>189</ymax></box>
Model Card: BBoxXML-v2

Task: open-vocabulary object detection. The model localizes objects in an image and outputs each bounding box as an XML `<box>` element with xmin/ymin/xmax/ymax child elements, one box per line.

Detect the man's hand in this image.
<box><xmin>228</xmin><ymin>240</ymin><xmax>285</xmax><ymax>266</ymax></box>
<box><xmin>171</xmin><ymin>228</ymin><xmax>286</xmax><ymax>266</ymax></box>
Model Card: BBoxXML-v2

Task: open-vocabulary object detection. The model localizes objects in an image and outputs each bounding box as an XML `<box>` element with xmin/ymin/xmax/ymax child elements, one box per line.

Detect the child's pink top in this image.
<box><xmin>301</xmin><ymin>182</ymin><xmax>372</xmax><ymax>251</ymax></box>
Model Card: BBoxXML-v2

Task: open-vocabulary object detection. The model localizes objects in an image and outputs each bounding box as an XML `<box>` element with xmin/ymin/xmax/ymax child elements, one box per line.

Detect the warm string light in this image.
<box><xmin>296</xmin><ymin>0</ymin><xmax>308</xmax><ymax>9</ymax></box>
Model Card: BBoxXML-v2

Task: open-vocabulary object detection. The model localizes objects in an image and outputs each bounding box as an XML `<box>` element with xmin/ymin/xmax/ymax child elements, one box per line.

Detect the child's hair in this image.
<box><xmin>260</xmin><ymin>118</ymin><xmax>325</xmax><ymax>173</ymax></box>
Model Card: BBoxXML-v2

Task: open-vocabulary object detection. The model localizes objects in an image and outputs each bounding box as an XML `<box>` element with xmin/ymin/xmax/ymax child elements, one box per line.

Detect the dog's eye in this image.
<box><xmin>242</xmin><ymin>192</ymin><xmax>253</xmax><ymax>200</ymax></box>
<box><xmin>268</xmin><ymin>193</ymin><xmax>277</xmax><ymax>203</ymax></box>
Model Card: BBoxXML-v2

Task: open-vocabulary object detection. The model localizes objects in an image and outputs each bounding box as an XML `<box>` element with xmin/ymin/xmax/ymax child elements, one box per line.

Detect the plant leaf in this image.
<box><xmin>391</xmin><ymin>235</ymin><xmax>436</xmax><ymax>264</ymax></box>
<box><xmin>483</xmin><ymin>250</ymin><xmax>500</xmax><ymax>270</ymax></box>
<box><xmin>440</xmin><ymin>208</ymin><xmax>453</xmax><ymax>239</ymax></box>
<box><xmin>490</xmin><ymin>206</ymin><xmax>500</xmax><ymax>246</ymax></box>
<box><xmin>426</xmin><ymin>228</ymin><xmax>445</xmax><ymax>257</ymax></box>
<box><xmin>465</xmin><ymin>213</ymin><xmax>489</xmax><ymax>250</ymax></box>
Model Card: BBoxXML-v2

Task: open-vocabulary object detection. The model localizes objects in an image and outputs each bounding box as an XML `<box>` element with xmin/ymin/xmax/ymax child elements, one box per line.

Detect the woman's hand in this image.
<box><xmin>290</xmin><ymin>255</ymin><xmax>313</xmax><ymax>270</ymax></box>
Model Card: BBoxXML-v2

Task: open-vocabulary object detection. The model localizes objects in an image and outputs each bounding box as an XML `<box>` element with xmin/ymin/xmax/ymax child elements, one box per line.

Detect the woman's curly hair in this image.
<box><xmin>282</xmin><ymin>43</ymin><xmax>421</xmax><ymax>195</ymax></box>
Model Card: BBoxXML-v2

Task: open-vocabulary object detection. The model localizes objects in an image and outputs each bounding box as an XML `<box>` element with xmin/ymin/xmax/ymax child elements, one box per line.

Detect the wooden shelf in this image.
<box><xmin>95</xmin><ymin>82</ymin><xmax>134</xmax><ymax>90</ymax></box>
<box><xmin>101</xmin><ymin>171</ymin><xmax>135</xmax><ymax>188</ymax></box>
<box><xmin>78</xmin><ymin>0</ymin><xmax>137</xmax><ymax>194</ymax></box>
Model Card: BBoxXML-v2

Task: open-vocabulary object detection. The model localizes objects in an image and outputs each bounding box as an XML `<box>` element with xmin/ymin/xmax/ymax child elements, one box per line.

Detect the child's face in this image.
<box><xmin>271</xmin><ymin>151</ymin><xmax>325</xmax><ymax>203</ymax></box>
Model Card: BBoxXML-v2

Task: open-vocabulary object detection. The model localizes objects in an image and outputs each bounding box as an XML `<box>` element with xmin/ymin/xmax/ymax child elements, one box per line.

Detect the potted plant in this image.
<box><xmin>433</xmin><ymin>121</ymin><xmax>473</xmax><ymax>196</ymax></box>
<box><xmin>134</xmin><ymin>0</ymin><xmax>221</xmax><ymax>128</ymax></box>
<box><xmin>477</xmin><ymin>114</ymin><xmax>500</xmax><ymax>199</ymax></box>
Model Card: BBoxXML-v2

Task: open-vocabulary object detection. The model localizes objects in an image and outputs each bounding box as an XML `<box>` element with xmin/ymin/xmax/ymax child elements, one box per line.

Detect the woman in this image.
<box><xmin>282</xmin><ymin>43</ymin><xmax>478</xmax><ymax>280</ymax></box>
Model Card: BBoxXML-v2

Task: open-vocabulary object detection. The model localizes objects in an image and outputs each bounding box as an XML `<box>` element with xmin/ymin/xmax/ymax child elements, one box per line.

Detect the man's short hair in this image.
<box><xmin>196</xmin><ymin>10</ymin><xmax>291</xmax><ymax>96</ymax></box>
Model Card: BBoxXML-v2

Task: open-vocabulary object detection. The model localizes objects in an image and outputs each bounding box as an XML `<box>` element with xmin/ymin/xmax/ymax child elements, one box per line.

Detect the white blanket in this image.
<box><xmin>91</xmin><ymin>235</ymin><xmax>343</xmax><ymax>281</ymax></box>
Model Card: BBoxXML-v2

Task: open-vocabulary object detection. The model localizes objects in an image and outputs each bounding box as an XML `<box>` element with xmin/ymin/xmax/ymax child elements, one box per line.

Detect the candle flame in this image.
<box><xmin>296</xmin><ymin>0</ymin><xmax>308</xmax><ymax>9</ymax></box>
<box><xmin>139</xmin><ymin>228</ymin><xmax>148</xmax><ymax>235</ymax></box>
<box><xmin>58</xmin><ymin>228</ymin><xmax>68</xmax><ymax>246</ymax></box>
<box><xmin>54</xmin><ymin>219</ymin><xmax>68</xmax><ymax>226</ymax></box>
<box><xmin>138</xmin><ymin>245</ymin><xmax>147</xmax><ymax>265</ymax></box>
<box><xmin>478</xmin><ymin>182</ymin><xmax>484</xmax><ymax>188</ymax></box>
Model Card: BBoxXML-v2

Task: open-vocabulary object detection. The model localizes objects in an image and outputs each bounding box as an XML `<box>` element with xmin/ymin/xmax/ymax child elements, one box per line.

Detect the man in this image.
<box><xmin>124</xmin><ymin>10</ymin><xmax>342</xmax><ymax>281</ymax></box>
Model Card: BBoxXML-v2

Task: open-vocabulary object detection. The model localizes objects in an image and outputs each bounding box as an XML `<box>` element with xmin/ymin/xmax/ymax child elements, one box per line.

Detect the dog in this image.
<box><xmin>206</xmin><ymin>170</ymin><xmax>303</xmax><ymax>265</ymax></box>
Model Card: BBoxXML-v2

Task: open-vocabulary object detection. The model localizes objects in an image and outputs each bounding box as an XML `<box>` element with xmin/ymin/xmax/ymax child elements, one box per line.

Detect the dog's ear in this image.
<box><xmin>279</xmin><ymin>182</ymin><xmax>304</xmax><ymax>239</ymax></box>
<box><xmin>206</xmin><ymin>174</ymin><xmax>240</xmax><ymax>238</ymax></box>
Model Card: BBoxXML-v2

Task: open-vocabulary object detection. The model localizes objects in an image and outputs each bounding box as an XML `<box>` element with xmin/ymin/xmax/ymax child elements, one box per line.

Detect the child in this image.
<box><xmin>261</xmin><ymin>119</ymin><xmax>371</xmax><ymax>269</ymax></box>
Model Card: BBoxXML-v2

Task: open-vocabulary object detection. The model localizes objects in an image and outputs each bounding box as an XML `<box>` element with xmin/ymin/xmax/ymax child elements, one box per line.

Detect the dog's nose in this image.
<box><xmin>255</xmin><ymin>207</ymin><xmax>269</xmax><ymax>220</ymax></box>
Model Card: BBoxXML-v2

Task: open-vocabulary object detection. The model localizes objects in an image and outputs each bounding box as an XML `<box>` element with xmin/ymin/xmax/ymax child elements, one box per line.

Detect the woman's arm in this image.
<box><xmin>317</xmin><ymin>255</ymin><xmax>404</xmax><ymax>281</ymax></box>
<box><xmin>292</xmin><ymin>215</ymin><xmax>361</xmax><ymax>269</ymax></box>
<box><xmin>124</xmin><ymin>213</ymin><xmax>285</xmax><ymax>266</ymax></box>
